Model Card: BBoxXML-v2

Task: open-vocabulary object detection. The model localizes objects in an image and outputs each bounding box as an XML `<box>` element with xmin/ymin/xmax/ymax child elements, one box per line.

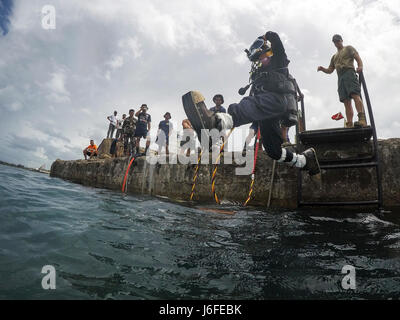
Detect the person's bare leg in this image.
<box><xmin>280</xmin><ymin>126</ymin><xmax>286</xmax><ymax>142</ymax></box>
<box><xmin>351</xmin><ymin>94</ymin><xmax>364</xmax><ymax>114</ymax></box>
<box><xmin>145</xmin><ymin>138</ymin><xmax>150</xmax><ymax>154</ymax></box>
<box><xmin>343</xmin><ymin>99</ymin><xmax>353</xmax><ymax>126</ymax></box>
<box><xmin>136</xmin><ymin>138</ymin><xmax>140</xmax><ymax>153</ymax></box>
<box><xmin>243</xmin><ymin>129</ymin><xmax>255</xmax><ymax>151</ymax></box>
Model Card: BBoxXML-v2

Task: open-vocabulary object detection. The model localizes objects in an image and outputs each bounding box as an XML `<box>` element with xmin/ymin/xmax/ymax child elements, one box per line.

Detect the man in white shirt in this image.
<box><xmin>116</xmin><ymin>113</ymin><xmax>126</xmax><ymax>139</ymax></box>
<box><xmin>107</xmin><ymin>110</ymin><xmax>118</xmax><ymax>139</ymax></box>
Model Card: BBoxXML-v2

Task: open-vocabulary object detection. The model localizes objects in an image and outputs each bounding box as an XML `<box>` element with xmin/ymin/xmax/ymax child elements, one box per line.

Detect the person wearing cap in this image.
<box><xmin>317</xmin><ymin>34</ymin><xmax>367</xmax><ymax>128</ymax></box>
<box><xmin>122</xmin><ymin>109</ymin><xmax>137</xmax><ymax>156</ymax></box>
<box><xmin>135</xmin><ymin>104</ymin><xmax>151</xmax><ymax>154</ymax></box>
<box><xmin>156</xmin><ymin>112</ymin><xmax>173</xmax><ymax>155</ymax></box>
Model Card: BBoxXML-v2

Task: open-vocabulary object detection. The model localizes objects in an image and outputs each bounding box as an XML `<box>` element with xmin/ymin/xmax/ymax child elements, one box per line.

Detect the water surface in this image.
<box><xmin>0</xmin><ymin>164</ymin><xmax>399</xmax><ymax>299</ymax></box>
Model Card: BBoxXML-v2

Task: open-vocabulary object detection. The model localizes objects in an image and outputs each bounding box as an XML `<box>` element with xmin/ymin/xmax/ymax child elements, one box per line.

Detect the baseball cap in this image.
<box><xmin>332</xmin><ymin>34</ymin><xmax>343</xmax><ymax>42</ymax></box>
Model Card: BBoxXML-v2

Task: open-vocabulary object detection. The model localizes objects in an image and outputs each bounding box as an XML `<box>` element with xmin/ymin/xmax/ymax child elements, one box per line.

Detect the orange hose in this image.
<box><xmin>122</xmin><ymin>157</ymin><xmax>135</xmax><ymax>193</ymax></box>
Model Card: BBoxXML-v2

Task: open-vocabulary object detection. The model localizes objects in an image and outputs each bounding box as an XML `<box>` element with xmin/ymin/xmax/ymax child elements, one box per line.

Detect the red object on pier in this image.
<box><xmin>331</xmin><ymin>112</ymin><xmax>344</xmax><ymax>120</ymax></box>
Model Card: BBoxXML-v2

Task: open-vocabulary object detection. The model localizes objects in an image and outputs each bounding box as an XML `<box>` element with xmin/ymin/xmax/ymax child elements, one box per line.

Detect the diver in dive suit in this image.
<box><xmin>184</xmin><ymin>31</ymin><xmax>320</xmax><ymax>175</ymax></box>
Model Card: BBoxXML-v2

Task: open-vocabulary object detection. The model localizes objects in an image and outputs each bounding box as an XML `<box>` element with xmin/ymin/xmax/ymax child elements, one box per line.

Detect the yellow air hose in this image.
<box><xmin>189</xmin><ymin>126</ymin><xmax>262</xmax><ymax>207</ymax></box>
<box><xmin>243</xmin><ymin>127</ymin><xmax>261</xmax><ymax>206</ymax></box>
<box><xmin>190</xmin><ymin>150</ymin><xmax>203</xmax><ymax>200</ymax></box>
<box><xmin>211</xmin><ymin>128</ymin><xmax>235</xmax><ymax>204</ymax></box>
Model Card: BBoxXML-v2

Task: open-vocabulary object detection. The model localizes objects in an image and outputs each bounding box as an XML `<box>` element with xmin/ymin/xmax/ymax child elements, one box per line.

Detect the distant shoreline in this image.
<box><xmin>0</xmin><ymin>160</ymin><xmax>50</xmax><ymax>174</ymax></box>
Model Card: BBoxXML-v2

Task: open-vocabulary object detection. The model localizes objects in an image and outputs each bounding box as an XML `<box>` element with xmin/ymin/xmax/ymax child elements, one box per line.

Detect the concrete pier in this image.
<box><xmin>50</xmin><ymin>138</ymin><xmax>400</xmax><ymax>209</ymax></box>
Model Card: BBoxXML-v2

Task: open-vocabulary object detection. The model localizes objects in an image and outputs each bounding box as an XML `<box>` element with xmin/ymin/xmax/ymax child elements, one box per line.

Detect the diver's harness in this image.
<box><xmin>238</xmin><ymin>66</ymin><xmax>299</xmax><ymax>127</ymax></box>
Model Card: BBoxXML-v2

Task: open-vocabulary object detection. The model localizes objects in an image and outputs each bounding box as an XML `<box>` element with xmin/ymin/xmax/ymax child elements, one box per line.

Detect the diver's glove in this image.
<box><xmin>215</xmin><ymin>113</ymin><xmax>234</xmax><ymax>131</ymax></box>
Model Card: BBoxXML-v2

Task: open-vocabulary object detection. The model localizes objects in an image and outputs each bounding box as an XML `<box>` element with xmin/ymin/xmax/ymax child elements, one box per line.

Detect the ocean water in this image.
<box><xmin>0</xmin><ymin>163</ymin><xmax>399</xmax><ymax>300</ymax></box>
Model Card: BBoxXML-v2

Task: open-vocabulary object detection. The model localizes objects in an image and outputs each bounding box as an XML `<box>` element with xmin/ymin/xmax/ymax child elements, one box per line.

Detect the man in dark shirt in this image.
<box><xmin>156</xmin><ymin>112</ymin><xmax>173</xmax><ymax>155</ymax></box>
<box><xmin>209</xmin><ymin>94</ymin><xmax>226</xmax><ymax>114</ymax></box>
<box><xmin>135</xmin><ymin>104</ymin><xmax>151</xmax><ymax>154</ymax></box>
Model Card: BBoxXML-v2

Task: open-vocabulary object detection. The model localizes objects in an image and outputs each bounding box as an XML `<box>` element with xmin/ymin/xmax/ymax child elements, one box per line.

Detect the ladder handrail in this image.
<box><xmin>359</xmin><ymin>71</ymin><xmax>383</xmax><ymax>209</ymax></box>
<box><xmin>296</xmin><ymin>71</ymin><xmax>383</xmax><ymax>210</ymax></box>
<box><xmin>359</xmin><ymin>71</ymin><xmax>378</xmax><ymax>146</ymax></box>
<box><xmin>295</xmin><ymin>81</ymin><xmax>306</xmax><ymax>133</ymax></box>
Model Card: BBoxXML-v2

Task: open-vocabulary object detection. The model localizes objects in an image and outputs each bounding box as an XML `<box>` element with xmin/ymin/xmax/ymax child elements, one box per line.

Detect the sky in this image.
<box><xmin>0</xmin><ymin>0</ymin><xmax>399</xmax><ymax>169</ymax></box>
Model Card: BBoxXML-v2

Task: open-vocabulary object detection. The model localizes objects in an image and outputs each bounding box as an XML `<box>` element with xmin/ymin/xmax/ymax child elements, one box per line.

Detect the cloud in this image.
<box><xmin>0</xmin><ymin>0</ymin><xmax>400</xmax><ymax>169</ymax></box>
<box><xmin>119</xmin><ymin>37</ymin><xmax>142</xmax><ymax>59</ymax></box>
<box><xmin>107</xmin><ymin>55</ymin><xmax>124</xmax><ymax>70</ymax></box>
<box><xmin>44</xmin><ymin>69</ymin><xmax>71</xmax><ymax>103</ymax></box>
<box><xmin>0</xmin><ymin>85</ymin><xmax>23</xmax><ymax>111</ymax></box>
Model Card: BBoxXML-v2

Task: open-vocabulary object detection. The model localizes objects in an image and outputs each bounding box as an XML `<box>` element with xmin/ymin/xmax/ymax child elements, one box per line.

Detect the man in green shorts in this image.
<box><xmin>317</xmin><ymin>34</ymin><xmax>367</xmax><ymax>128</ymax></box>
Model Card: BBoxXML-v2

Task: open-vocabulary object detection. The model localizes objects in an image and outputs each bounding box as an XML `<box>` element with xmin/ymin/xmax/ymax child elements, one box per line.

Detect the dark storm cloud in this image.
<box><xmin>0</xmin><ymin>0</ymin><xmax>13</xmax><ymax>35</ymax></box>
<box><xmin>39</xmin><ymin>126</ymin><xmax>71</xmax><ymax>144</ymax></box>
<box><xmin>6</xmin><ymin>134</ymin><xmax>39</xmax><ymax>152</ymax></box>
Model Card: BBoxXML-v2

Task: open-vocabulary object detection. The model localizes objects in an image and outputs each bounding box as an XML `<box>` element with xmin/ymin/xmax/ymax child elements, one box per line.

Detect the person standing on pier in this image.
<box><xmin>209</xmin><ymin>94</ymin><xmax>226</xmax><ymax>114</ymax></box>
<box><xmin>156</xmin><ymin>112</ymin><xmax>173</xmax><ymax>155</ymax></box>
<box><xmin>106</xmin><ymin>110</ymin><xmax>118</xmax><ymax>138</ymax></box>
<box><xmin>116</xmin><ymin>113</ymin><xmax>126</xmax><ymax>139</ymax></box>
<box><xmin>135</xmin><ymin>104</ymin><xmax>152</xmax><ymax>155</ymax></box>
<box><xmin>122</xmin><ymin>109</ymin><xmax>137</xmax><ymax>156</ymax></box>
<box><xmin>180</xmin><ymin>119</ymin><xmax>195</xmax><ymax>157</ymax></box>
<box><xmin>317</xmin><ymin>34</ymin><xmax>367</xmax><ymax>128</ymax></box>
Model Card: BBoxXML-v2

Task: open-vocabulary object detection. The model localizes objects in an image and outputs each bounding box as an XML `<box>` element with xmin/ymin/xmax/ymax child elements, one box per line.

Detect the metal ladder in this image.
<box><xmin>295</xmin><ymin>71</ymin><xmax>383</xmax><ymax>210</ymax></box>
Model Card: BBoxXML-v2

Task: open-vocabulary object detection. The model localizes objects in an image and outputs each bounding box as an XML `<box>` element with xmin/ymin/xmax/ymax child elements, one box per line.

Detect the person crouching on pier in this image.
<box><xmin>83</xmin><ymin>140</ymin><xmax>98</xmax><ymax>160</ymax></box>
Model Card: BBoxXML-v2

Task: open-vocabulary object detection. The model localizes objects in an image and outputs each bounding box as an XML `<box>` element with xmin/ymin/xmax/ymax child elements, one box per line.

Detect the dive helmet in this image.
<box><xmin>245</xmin><ymin>36</ymin><xmax>272</xmax><ymax>62</ymax></box>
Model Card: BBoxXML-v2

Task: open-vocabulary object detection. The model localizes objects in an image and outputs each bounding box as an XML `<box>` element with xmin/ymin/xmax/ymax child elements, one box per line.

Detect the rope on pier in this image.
<box><xmin>190</xmin><ymin>150</ymin><xmax>203</xmax><ymax>200</ymax></box>
<box><xmin>243</xmin><ymin>127</ymin><xmax>261</xmax><ymax>206</ymax></box>
<box><xmin>211</xmin><ymin>128</ymin><xmax>235</xmax><ymax>204</ymax></box>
